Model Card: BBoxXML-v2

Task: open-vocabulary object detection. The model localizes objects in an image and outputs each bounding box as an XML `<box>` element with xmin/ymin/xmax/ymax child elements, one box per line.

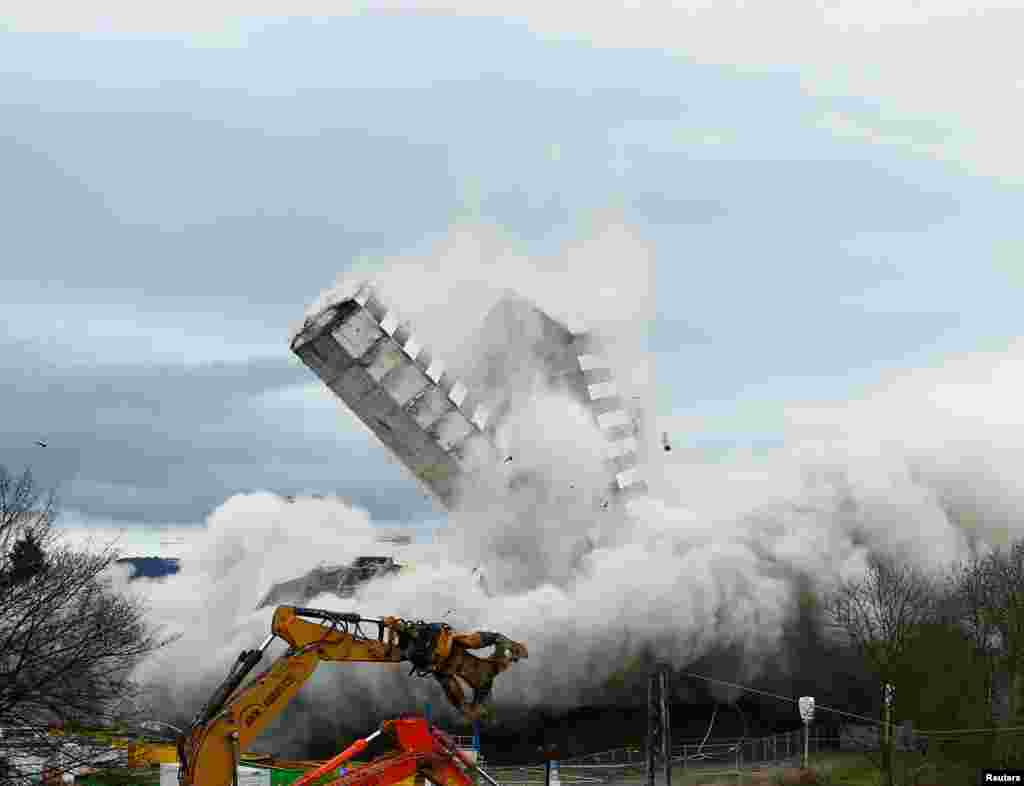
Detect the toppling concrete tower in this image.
<box><xmin>453</xmin><ymin>291</ymin><xmax>648</xmax><ymax>504</ymax></box>
<box><xmin>271</xmin><ymin>282</ymin><xmax>647</xmax><ymax>606</ymax></box>
<box><xmin>290</xmin><ymin>283</ymin><xmax>498</xmax><ymax>508</ymax></box>
<box><xmin>290</xmin><ymin>283</ymin><xmax>647</xmax><ymax>510</ymax></box>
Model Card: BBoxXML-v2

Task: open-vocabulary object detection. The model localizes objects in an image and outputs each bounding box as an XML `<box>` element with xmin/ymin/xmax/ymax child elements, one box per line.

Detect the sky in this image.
<box><xmin>2</xmin><ymin>3</ymin><xmax>1023</xmax><ymax>554</ymax></box>
<box><xmin>5</xmin><ymin>3</ymin><xmax>1024</xmax><ymax>747</ymax></box>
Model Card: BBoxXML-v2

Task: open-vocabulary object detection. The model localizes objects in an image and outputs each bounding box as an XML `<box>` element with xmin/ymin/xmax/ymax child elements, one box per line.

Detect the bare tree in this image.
<box><xmin>0</xmin><ymin>464</ymin><xmax>177</xmax><ymax>785</ymax></box>
<box><xmin>964</xmin><ymin>539</ymin><xmax>1024</xmax><ymax>765</ymax></box>
<box><xmin>822</xmin><ymin>554</ymin><xmax>939</xmax><ymax>786</ymax></box>
<box><xmin>0</xmin><ymin>466</ymin><xmax>57</xmax><ymax>577</ymax></box>
<box><xmin>946</xmin><ymin>552</ymin><xmax>1004</xmax><ymax>724</ymax></box>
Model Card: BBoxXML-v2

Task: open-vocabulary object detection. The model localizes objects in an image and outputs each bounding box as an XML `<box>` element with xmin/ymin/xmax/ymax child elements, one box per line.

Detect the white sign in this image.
<box><xmin>160</xmin><ymin>763</ymin><xmax>179</xmax><ymax>786</ymax></box>
<box><xmin>798</xmin><ymin>696</ymin><xmax>815</xmax><ymax>723</ymax></box>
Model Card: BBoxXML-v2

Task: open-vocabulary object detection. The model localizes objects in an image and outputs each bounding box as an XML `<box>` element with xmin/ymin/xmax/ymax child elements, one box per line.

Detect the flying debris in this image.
<box><xmin>257</xmin><ymin>555</ymin><xmax>404</xmax><ymax>608</ymax></box>
<box><xmin>34</xmin><ymin>440</ymin><xmax>47</xmax><ymax>448</ymax></box>
<box><xmin>504</xmin><ymin>455</ymin><xmax>513</xmax><ymax>463</ymax></box>
<box><xmin>662</xmin><ymin>431</ymin><xmax>671</xmax><ymax>452</ymax></box>
<box><xmin>471</xmin><ymin>565</ymin><xmax>491</xmax><ymax>597</ymax></box>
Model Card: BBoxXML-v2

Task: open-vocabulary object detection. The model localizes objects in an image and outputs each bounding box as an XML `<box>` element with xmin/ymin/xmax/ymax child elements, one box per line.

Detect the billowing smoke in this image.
<box><xmin>121</xmin><ymin>218</ymin><xmax>1023</xmax><ymax>754</ymax></box>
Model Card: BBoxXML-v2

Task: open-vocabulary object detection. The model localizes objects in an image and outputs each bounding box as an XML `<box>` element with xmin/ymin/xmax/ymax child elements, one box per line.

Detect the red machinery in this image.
<box><xmin>292</xmin><ymin>717</ymin><xmax>498</xmax><ymax>786</ymax></box>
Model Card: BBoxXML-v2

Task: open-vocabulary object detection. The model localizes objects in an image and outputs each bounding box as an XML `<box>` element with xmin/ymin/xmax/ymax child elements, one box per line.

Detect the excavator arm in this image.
<box><xmin>178</xmin><ymin>606</ymin><xmax>526</xmax><ymax>786</ymax></box>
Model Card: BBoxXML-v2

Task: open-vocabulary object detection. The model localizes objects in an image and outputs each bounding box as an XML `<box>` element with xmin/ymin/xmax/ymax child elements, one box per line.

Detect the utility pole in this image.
<box><xmin>882</xmin><ymin>682</ymin><xmax>895</xmax><ymax>786</ymax></box>
<box><xmin>647</xmin><ymin>673</ymin><xmax>657</xmax><ymax>786</ymax></box>
<box><xmin>660</xmin><ymin>670</ymin><xmax>671</xmax><ymax>786</ymax></box>
<box><xmin>647</xmin><ymin>669</ymin><xmax>672</xmax><ymax>786</ymax></box>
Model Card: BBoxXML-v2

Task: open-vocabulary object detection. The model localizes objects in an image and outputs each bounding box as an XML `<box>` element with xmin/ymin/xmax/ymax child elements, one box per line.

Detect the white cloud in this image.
<box><xmin>784</xmin><ymin>338</ymin><xmax>1024</xmax><ymax>438</ymax></box>
<box><xmin>4</xmin><ymin>2</ymin><xmax>1021</xmax><ymax>179</ymax></box>
<box><xmin>777</xmin><ymin>337</ymin><xmax>1024</xmax><ymax>548</ymax></box>
<box><xmin>1</xmin><ymin>297</ymin><xmax>284</xmax><ymax>365</ymax></box>
<box><xmin>817</xmin><ymin>110</ymin><xmax>948</xmax><ymax>159</ymax></box>
<box><xmin>55</xmin><ymin>510</ymin><xmax>205</xmax><ymax>557</ymax></box>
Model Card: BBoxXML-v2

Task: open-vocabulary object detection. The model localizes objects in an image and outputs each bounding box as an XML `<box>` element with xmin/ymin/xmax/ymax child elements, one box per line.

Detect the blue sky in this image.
<box><xmin>2</xmin><ymin>7</ymin><xmax>1022</xmax><ymax>544</ymax></box>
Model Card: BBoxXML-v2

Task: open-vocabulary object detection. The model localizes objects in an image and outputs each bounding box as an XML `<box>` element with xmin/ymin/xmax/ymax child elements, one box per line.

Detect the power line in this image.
<box><xmin>678</xmin><ymin>669</ymin><xmax>1024</xmax><ymax>736</ymax></box>
<box><xmin>918</xmin><ymin>725</ymin><xmax>1024</xmax><ymax>735</ymax></box>
<box><xmin>679</xmin><ymin>670</ymin><xmax>885</xmax><ymax>726</ymax></box>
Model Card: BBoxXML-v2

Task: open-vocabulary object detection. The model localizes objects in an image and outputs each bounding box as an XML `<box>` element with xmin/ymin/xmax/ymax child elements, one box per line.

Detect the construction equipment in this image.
<box><xmin>177</xmin><ymin>606</ymin><xmax>526</xmax><ymax>786</ymax></box>
<box><xmin>288</xmin><ymin>716</ymin><xmax>498</xmax><ymax>786</ymax></box>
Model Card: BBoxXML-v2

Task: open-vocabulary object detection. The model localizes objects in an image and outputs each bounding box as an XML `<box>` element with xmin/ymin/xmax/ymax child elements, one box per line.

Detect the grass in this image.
<box><xmin>804</xmin><ymin>750</ymin><xmax>989</xmax><ymax>786</ymax></box>
<box><xmin>74</xmin><ymin>767</ymin><xmax>161</xmax><ymax>786</ymax></box>
<box><xmin>530</xmin><ymin>751</ymin><xmax>987</xmax><ymax>785</ymax></box>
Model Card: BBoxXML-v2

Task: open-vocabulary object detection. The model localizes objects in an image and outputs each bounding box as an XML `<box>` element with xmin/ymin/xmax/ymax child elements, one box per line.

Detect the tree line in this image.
<box><xmin>818</xmin><ymin>541</ymin><xmax>1024</xmax><ymax>785</ymax></box>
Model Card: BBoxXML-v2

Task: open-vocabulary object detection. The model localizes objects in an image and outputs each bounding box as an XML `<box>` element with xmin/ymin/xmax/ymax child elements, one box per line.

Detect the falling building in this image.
<box><xmin>289</xmin><ymin>283</ymin><xmax>647</xmax><ymax>508</ymax></box>
<box><xmin>450</xmin><ymin>290</ymin><xmax>648</xmax><ymax>503</ymax></box>
<box><xmin>262</xmin><ymin>282</ymin><xmax>647</xmax><ymax>606</ymax></box>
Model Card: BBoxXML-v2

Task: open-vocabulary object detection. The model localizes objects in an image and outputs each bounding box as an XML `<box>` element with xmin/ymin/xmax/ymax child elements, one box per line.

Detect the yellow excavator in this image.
<box><xmin>177</xmin><ymin>605</ymin><xmax>527</xmax><ymax>786</ymax></box>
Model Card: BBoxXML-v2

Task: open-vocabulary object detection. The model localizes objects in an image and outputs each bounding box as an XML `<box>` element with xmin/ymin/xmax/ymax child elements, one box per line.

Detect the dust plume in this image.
<box><xmin>125</xmin><ymin>218</ymin><xmax>1022</xmax><ymax>753</ymax></box>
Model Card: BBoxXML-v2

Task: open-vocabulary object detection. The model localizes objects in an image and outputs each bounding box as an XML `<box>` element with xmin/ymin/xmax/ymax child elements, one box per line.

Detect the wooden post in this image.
<box><xmin>647</xmin><ymin>673</ymin><xmax>657</xmax><ymax>786</ymax></box>
<box><xmin>660</xmin><ymin>670</ymin><xmax>671</xmax><ymax>786</ymax></box>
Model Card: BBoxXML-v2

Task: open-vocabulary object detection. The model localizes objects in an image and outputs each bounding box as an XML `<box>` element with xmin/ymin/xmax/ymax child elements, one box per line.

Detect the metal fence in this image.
<box><xmin>481</xmin><ymin>734</ymin><xmax>842</xmax><ymax>785</ymax></box>
<box><xmin>559</xmin><ymin>732</ymin><xmax>841</xmax><ymax>769</ymax></box>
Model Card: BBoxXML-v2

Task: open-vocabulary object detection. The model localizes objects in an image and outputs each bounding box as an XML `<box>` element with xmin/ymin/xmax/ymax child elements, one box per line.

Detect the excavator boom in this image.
<box><xmin>178</xmin><ymin>606</ymin><xmax>526</xmax><ymax>786</ymax></box>
<box><xmin>294</xmin><ymin>717</ymin><xmax>487</xmax><ymax>786</ymax></box>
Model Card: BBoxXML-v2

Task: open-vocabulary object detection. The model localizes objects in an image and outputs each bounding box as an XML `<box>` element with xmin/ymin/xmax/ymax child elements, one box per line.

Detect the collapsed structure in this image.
<box><xmin>261</xmin><ymin>282</ymin><xmax>648</xmax><ymax>605</ymax></box>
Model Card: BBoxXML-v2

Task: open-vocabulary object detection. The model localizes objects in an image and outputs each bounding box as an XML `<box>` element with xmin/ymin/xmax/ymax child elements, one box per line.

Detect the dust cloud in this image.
<box><xmin>121</xmin><ymin>218</ymin><xmax>1022</xmax><ymax>752</ymax></box>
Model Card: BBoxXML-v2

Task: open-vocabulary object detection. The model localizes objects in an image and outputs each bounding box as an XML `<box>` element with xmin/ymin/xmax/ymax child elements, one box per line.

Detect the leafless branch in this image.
<box><xmin>0</xmin><ymin>464</ymin><xmax>178</xmax><ymax>785</ymax></box>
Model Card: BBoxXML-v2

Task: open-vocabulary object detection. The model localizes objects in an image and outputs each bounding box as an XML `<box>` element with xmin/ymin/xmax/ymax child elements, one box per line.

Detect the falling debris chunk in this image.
<box><xmin>34</xmin><ymin>440</ymin><xmax>47</xmax><ymax>448</ymax></box>
<box><xmin>662</xmin><ymin>431</ymin><xmax>671</xmax><ymax>452</ymax></box>
<box><xmin>504</xmin><ymin>455</ymin><xmax>513</xmax><ymax>463</ymax></box>
<box><xmin>601</xmin><ymin>500</ymin><xmax>609</xmax><ymax>510</ymax></box>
